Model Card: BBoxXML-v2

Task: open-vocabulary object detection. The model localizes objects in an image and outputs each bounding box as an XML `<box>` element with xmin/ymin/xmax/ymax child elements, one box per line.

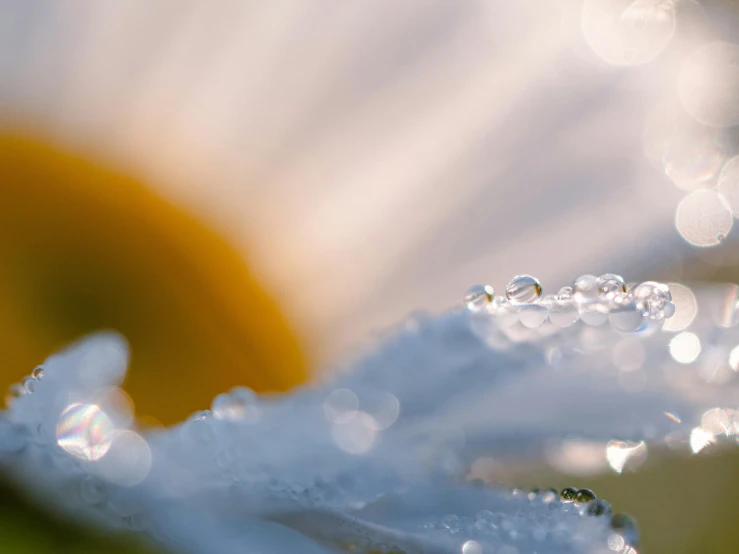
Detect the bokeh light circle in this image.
<box><xmin>675</xmin><ymin>190</ymin><xmax>732</xmax><ymax>247</ymax></box>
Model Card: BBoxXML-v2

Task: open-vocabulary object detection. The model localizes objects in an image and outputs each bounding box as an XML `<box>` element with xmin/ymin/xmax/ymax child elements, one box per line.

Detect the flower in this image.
<box><xmin>1</xmin><ymin>274</ymin><xmax>737</xmax><ymax>553</ymax></box>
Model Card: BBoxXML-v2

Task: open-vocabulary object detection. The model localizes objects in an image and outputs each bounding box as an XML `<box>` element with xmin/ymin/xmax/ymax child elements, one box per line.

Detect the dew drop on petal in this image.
<box><xmin>632</xmin><ymin>281</ymin><xmax>672</xmax><ymax>319</ymax></box>
<box><xmin>31</xmin><ymin>367</ymin><xmax>44</xmax><ymax>381</ymax></box>
<box><xmin>23</xmin><ymin>378</ymin><xmax>36</xmax><ymax>394</ymax></box>
<box><xmin>560</xmin><ymin>487</ymin><xmax>577</xmax><ymax>502</ymax></box>
<box><xmin>465</xmin><ymin>285</ymin><xmax>494</xmax><ymax>312</ymax></box>
<box><xmin>597</xmin><ymin>274</ymin><xmax>626</xmax><ymax>299</ymax></box>
<box><xmin>518</xmin><ymin>304</ymin><xmax>549</xmax><ymax>328</ymax></box>
<box><xmin>56</xmin><ymin>403</ymin><xmax>114</xmax><ymax>461</ymax></box>
<box><xmin>573</xmin><ymin>274</ymin><xmax>599</xmax><ymax>303</ymax></box>
<box><xmin>587</xmin><ymin>499</ymin><xmax>613</xmax><ymax>517</ymax></box>
<box><xmin>441</xmin><ymin>514</ymin><xmax>461</xmax><ymax>534</ymax></box>
<box><xmin>505</xmin><ymin>275</ymin><xmax>542</xmax><ymax>304</ymax></box>
<box><xmin>676</xmin><ymin>190</ymin><xmax>733</xmax><ymax>248</ymax></box>
<box><xmin>575</xmin><ymin>488</ymin><xmax>596</xmax><ymax>505</ymax></box>
<box><xmin>212</xmin><ymin>387</ymin><xmax>261</xmax><ymax>422</ymax></box>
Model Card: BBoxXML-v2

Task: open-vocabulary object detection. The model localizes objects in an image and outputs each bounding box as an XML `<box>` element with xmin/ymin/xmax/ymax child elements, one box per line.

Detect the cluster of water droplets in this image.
<box><xmin>465</xmin><ymin>274</ymin><xmax>675</xmax><ymax>334</ymax></box>
<box><xmin>2</xmin><ymin>273</ymin><xmax>739</xmax><ymax>552</ymax></box>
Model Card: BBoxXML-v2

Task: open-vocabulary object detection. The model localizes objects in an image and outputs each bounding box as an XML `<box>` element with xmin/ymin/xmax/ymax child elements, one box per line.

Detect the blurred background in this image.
<box><xmin>1</xmin><ymin>0</ymin><xmax>739</xmax><ymax>552</ymax></box>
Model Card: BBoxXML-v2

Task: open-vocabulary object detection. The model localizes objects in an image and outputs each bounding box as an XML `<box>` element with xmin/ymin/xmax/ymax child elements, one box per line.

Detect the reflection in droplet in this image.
<box><xmin>323</xmin><ymin>389</ymin><xmax>359</xmax><ymax>424</ymax></box>
<box><xmin>93</xmin><ymin>430</ymin><xmax>152</xmax><ymax>487</ymax></box>
<box><xmin>606</xmin><ymin>440</ymin><xmax>647</xmax><ymax>473</ymax></box>
<box><xmin>212</xmin><ymin>387</ymin><xmax>261</xmax><ymax>422</ymax></box>
<box><xmin>505</xmin><ymin>275</ymin><xmax>542</xmax><ymax>304</ymax></box>
<box><xmin>331</xmin><ymin>412</ymin><xmax>377</xmax><ymax>455</ymax></box>
<box><xmin>675</xmin><ymin>190</ymin><xmax>733</xmax><ymax>247</ymax></box>
<box><xmin>573</xmin><ymin>274</ymin><xmax>599</xmax><ymax>303</ymax></box>
<box><xmin>56</xmin><ymin>403</ymin><xmax>114</xmax><ymax>461</ymax></box>
<box><xmin>669</xmin><ymin>332</ymin><xmax>701</xmax><ymax>364</ymax></box>
<box><xmin>679</xmin><ymin>41</ymin><xmax>739</xmax><ymax>128</ymax></box>
<box><xmin>690</xmin><ymin>426</ymin><xmax>715</xmax><ymax>453</ymax></box>
<box><xmin>662</xmin><ymin>283</ymin><xmax>697</xmax><ymax>332</ymax></box>
<box><xmin>581</xmin><ymin>0</ymin><xmax>676</xmax><ymax>66</ymax></box>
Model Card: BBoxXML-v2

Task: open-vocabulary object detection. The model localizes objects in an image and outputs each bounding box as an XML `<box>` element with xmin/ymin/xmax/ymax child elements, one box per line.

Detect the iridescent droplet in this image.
<box><xmin>587</xmin><ymin>499</ymin><xmax>612</xmax><ymax>517</ymax></box>
<box><xmin>611</xmin><ymin>513</ymin><xmax>640</xmax><ymax>546</ymax></box>
<box><xmin>465</xmin><ymin>285</ymin><xmax>495</xmax><ymax>312</ymax></box>
<box><xmin>632</xmin><ymin>281</ymin><xmax>672</xmax><ymax>319</ymax></box>
<box><xmin>560</xmin><ymin>487</ymin><xmax>577</xmax><ymax>502</ymax></box>
<box><xmin>505</xmin><ymin>275</ymin><xmax>542</xmax><ymax>304</ymax></box>
<box><xmin>56</xmin><ymin>403</ymin><xmax>114</xmax><ymax>461</ymax></box>
<box><xmin>31</xmin><ymin>367</ymin><xmax>45</xmax><ymax>381</ymax></box>
<box><xmin>573</xmin><ymin>274</ymin><xmax>599</xmax><ymax>303</ymax></box>
<box><xmin>574</xmin><ymin>488</ymin><xmax>596</xmax><ymax>505</ymax></box>
<box><xmin>597</xmin><ymin>274</ymin><xmax>626</xmax><ymax>299</ymax></box>
<box><xmin>441</xmin><ymin>514</ymin><xmax>461</xmax><ymax>533</ymax></box>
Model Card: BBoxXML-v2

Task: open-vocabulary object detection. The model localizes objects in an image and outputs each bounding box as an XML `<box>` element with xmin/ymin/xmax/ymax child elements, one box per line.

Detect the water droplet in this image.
<box><xmin>505</xmin><ymin>275</ymin><xmax>542</xmax><ymax>304</ymax></box>
<box><xmin>575</xmin><ymin>488</ymin><xmax>596</xmax><ymax>505</ymax></box>
<box><xmin>560</xmin><ymin>487</ymin><xmax>577</xmax><ymax>502</ymax></box>
<box><xmin>441</xmin><ymin>514</ymin><xmax>462</xmax><ymax>533</ymax></box>
<box><xmin>528</xmin><ymin>488</ymin><xmax>540</xmax><ymax>501</ymax></box>
<box><xmin>549</xmin><ymin>299</ymin><xmax>579</xmax><ymax>328</ymax></box>
<box><xmin>475</xmin><ymin>510</ymin><xmax>498</xmax><ymax>531</ymax></box>
<box><xmin>31</xmin><ymin>367</ymin><xmax>44</xmax><ymax>381</ymax></box>
<box><xmin>23</xmin><ymin>378</ymin><xmax>36</xmax><ymax>394</ymax></box>
<box><xmin>573</xmin><ymin>274</ymin><xmax>599</xmax><ymax>303</ymax></box>
<box><xmin>558</xmin><ymin>286</ymin><xmax>574</xmax><ymax>300</ymax></box>
<box><xmin>611</xmin><ymin>513</ymin><xmax>640</xmax><ymax>546</ymax></box>
<box><xmin>212</xmin><ymin>387</ymin><xmax>260</xmax><ymax>422</ymax></box>
<box><xmin>541</xmin><ymin>488</ymin><xmax>558</xmax><ymax>504</ymax></box>
<box><xmin>587</xmin><ymin>499</ymin><xmax>612</xmax><ymax>517</ymax></box>
<box><xmin>56</xmin><ymin>403</ymin><xmax>114</xmax><ymax>461</ymax></box>
<box><xmin>518</xmin><ymin>304</ymin><xmax>548</xmax><ymax>328</ymax></box>
<box><xmin>632</xmin><ymin>281</ymin><xmax>672</xmax><ymax>319</ymax></box>
<box><xmin>597</xmin><ymin>274</ymin><xmax>626</xmax><ymax>299</ymax></box>
<box><xmin>465</xmin><ymin>285</ymin><xmax>495</xmax><ymax>312</ymax></box>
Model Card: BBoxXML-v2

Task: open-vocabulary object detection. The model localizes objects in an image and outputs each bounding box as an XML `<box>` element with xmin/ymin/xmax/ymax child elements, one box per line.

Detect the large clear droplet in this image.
<box><xmin>505</xmin><ymin>275</ymin><xmax>542</xmax><ymax>304</ymax></box>
<box><xmin>464</xmin><ymin>285</ymin><xmax>494</xmax><ymax>312</ymax></box>
<box><xmin>573</xmin><ymin>274</ymin><xmax>599</xmax><ymax>303</ymax></box>
<box><xmin>597</xmin><ymin>274</ymin><xmax>626</xmax><ymax>300</ymax></box>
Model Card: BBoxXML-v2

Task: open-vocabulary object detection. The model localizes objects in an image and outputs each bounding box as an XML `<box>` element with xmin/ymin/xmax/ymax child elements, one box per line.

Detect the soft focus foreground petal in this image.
<box><xmin>5</xmin><ymin>279</ymin><xmax>739</xmax><ymax>552</ymax></box>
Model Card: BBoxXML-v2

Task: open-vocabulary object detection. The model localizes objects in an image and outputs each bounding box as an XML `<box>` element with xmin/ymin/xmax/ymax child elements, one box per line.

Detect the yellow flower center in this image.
<box><xmin>0</xmin><ymin>134</ymin><xmax>308</xmax><ymax>424</ymax></box>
